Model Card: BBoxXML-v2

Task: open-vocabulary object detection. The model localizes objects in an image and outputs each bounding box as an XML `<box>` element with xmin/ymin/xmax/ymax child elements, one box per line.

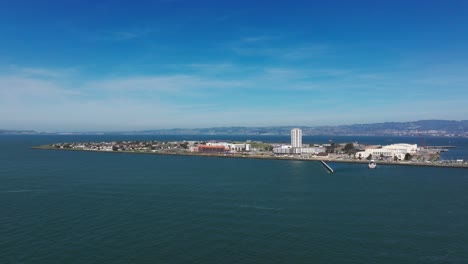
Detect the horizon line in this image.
<box><xmin>2</xmin><ymin>119</ymin><xmax>467</xmax><ymax>134</ymax></box>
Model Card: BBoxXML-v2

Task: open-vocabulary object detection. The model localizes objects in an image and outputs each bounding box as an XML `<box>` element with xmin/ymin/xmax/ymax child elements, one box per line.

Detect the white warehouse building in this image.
<box><xmin>273</xmin><ymin>145</ymin><xmax>292</xmax><ymax>154</ymax></box>
<box><xmin>273</xmin><ymin>145</ymin><xmax>325</xmax><ymax>155</ymax></box>
<box><xmin>301</xmin><ymin>147</ymin><xmax>326</xmax><ymax>154</ymax></box>
<box><xmin>355</xmin><ymin>143</ymin><xmax>418</xmax><ymax>160</ymax></box>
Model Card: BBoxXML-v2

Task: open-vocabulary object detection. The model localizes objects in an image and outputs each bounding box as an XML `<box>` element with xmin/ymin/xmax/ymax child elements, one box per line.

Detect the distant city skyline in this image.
<box><xmin>1</xmin><ymin>1</ymin><xmax>468</xmax><ymax>131</ymax></box>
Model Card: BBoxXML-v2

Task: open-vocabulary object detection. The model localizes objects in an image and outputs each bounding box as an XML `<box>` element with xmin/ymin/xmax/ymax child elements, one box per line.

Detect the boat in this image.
<box><xmin>368</xmin><ymin>160</ymin><xmax>377</xmax><ymax>169</ymax></box>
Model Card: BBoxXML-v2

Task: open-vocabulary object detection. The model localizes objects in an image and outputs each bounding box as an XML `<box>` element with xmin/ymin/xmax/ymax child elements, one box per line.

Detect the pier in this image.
<box><xmin>320</xmin><ymin>160</ymin><xmax>334</xmax><ymax>173</ymax></box>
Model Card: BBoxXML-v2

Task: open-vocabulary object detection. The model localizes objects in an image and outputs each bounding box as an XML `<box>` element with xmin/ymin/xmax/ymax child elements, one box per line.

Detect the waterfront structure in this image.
<box><xmin>36</xmin><ymin>140</ymin><xmax>468</xmax><ymax>168</ymax></box>
<box><xmin>355</xmin><ymin>143</ymin><xmax>418</xmax><ymax>160</ymax></box>
<box><xmin>291</xmin><ymin>128</ymin><xmax>302</xmax><ymax>149</ymax></box>
<box><xmin>273</xmin><ymin>145</ymin><xmax>326</xmax><ymax>155</ymax></box>
<box><xmin>197</xmin><ymin>145</ymin><xmax>227</xmax><ymax>153</ymax></box>
<box><xmin>273</xmin><ymin>145</ymin><xmax>292</xmax><ymax>154</ymax></box>
<box><xmin>206</xmin><ymin>142</ymin><xmax>251</xmax><ymax>152</ymax></box>
<box><xmin>290</xmin><ymin>128</ymin><xmax>302</xmax><ymax>154</ymax></box>
<box><xmin>301</xmin><ymin>147</ymin><xmax>326</xmax><ymax>154</ymax></box>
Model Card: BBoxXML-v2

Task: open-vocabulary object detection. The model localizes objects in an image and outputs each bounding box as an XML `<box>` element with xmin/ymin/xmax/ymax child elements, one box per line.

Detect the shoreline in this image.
<box><xmin>32</xmin><ymin>146</ymin><xmax>468</xmax><ymax>169</ymax></box>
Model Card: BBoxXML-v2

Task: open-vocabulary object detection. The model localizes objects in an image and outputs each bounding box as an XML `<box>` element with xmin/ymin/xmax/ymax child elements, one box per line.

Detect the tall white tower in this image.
<box><xmin>291</xmin><ymin>128</ymin><xmax>302</xmax><ymax>148</ymax></box>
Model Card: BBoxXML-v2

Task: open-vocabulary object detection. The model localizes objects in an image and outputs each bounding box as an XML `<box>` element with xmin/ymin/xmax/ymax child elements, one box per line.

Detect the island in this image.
<box><xmin>33</xmin><ymin>138</ymin><xmax>467</xmax><ymax>169</ymax></box>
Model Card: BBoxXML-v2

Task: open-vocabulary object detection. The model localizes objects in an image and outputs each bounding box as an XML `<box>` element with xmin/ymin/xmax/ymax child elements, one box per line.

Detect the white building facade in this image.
<box><xmin>301</xmin><ymin>147</ymin><xmax>326</xmax><ymax>154</ymax></box>
<box><xmin>206</xmin><ymin>142</ymin><xmax>251</xmax><ymax>152</ymax></box>
<box><xmin>355</xmin><ymin>143</ymin><xmax>418</xmax><ymax>160</ymax></box>
<box><xmin>273</xmin><ymin>145</ymin><xmax>292</xmax><ymax>154</ymax></box>
<box><xmin>291</xmin><ymin>128</ymin><xmax>302</xmax><ymax>149</ymax></box>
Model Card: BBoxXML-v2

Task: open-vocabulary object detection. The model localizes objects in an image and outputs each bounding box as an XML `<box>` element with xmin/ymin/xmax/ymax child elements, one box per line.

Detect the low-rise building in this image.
<box><xmin>197</xmin><ymin>145</ymin><xmax>227</xmax><ymax>153</ymax></box>
<box><xmin>355</xmin><ymin>143</ymin><xmax>418</xmax><ymax>160</ymax></box>
<box><xmin>206</xmin><ymin>142</ymin><xmax>251</xmax><ymax>152</ymax></box>
<box><xmin>273</xmin><ymin>145</ymin><xmax>292</xmax><ymax>154</ymax></box>
<box><xmin>301</xmin><ymin>147</ymin><xmax>326</xmax><ymax>154</ymax></box>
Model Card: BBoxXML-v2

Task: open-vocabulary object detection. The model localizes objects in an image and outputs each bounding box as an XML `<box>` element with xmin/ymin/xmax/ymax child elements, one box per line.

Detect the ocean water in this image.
<box><xmin>1</xmin><ymin>135</ymin><xmax>468</xmax><ymax>264</ymax></box>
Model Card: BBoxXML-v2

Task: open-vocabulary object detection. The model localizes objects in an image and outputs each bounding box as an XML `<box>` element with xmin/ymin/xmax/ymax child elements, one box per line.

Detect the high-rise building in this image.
<box><xmin>291</xmin><ymin>128</ymin><xmax>302</xmax><ymax>148</ymax></box>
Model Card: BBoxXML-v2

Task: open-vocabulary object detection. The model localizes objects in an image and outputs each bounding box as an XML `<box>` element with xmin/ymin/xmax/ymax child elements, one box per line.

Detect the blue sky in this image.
<box><xmin>1</xmin><ymin>0</ymin><xmax>468</xmax><ymax>131</ymax></box>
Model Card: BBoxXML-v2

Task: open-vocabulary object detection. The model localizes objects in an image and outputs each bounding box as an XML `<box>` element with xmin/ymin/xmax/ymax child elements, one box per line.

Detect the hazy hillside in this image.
<box><xmin>2</xmin><ymin>120</ymin><xmax>467</xmax><ymax>137</ymax></box>
<box><xmin>134</xmin><ymin>120</ymin><xmax>468</xmax><ymax>137</ymax></box>
<box><xmin>0</xmin><ymin>129</ymin><xmax>38</xmax><ymax>134</ymax></box>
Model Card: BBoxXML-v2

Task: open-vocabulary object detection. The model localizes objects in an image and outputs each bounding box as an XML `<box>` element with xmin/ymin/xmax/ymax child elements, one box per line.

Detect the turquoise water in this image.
<box><xmin>1</xmin><ymin>136</ymin><xmax>468</xmax><ymax>263</ymax></box>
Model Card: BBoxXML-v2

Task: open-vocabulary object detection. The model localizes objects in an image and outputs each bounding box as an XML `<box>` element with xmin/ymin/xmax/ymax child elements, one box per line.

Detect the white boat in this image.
<box><xmin>368</xmin><ymin>160</ymin><xmax>377</xmax><ymax>169</ymax></box>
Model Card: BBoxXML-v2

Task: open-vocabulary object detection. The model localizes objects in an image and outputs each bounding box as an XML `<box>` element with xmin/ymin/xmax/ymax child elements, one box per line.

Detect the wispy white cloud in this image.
<box><xmin>85</xmin><ymin>75</ymin><xmax>249</xmax><ymax>95</ymax></box>
<box><xmin>214</xmin><ymin>10</ymin><xmax>250</xmax><ymax>22</ymax></box>
<box><xmin>109</xmin><ymin>31</ymin><xmax>140</xmax><ymax>41</ymax></box>
<box><xmin>407</xmin><ymin>65</ymin><xmax>468</xmax><ymax>88</ymax></box>
<box><xmin>215</xmin><ymin>14</ymin><xmax>236</xmax><ymax>22</ymax></box>
<box><xmin>5</xmin><ymin>65</ymin><xmax>77</xmax><ymax>78</ymax></box>
<box><xmin>183</xmin><ymin>63</ymin><xmax>236</xmax><ymax>74</ymax></box>
<box><xmin>0</xmin><ymin>76</ymin><xmax>80</xmax><ymax>101</ymax></box>
<box><xmin>239</xmin><ymin>36</ymin><xmax>276</xmax><ymax>43</ymax></box>
<box><xmin>87</xmin><ymin>27</ymin><xmax>156</xmax><ymax>42</ymax></box>
<box><xmin>1</xmin><ymin>63</ymin><xmax>468</xmax><ymax>131</ymax></box>
<box><xmin>231</xmin><ymin>44</ymin><xmax>330</xmax><ymax>61</ymax></box>
<box><xmin>228</xmin><ymin>34</ymin><xmax>331</xmax><ymax>61</ymax></box>
<box><xmin>279</xmin><ymin>44</ymin><xmax>330</xmax><ymax>60</ymax></box>
<box><xmin>185</xmin><ymin>63</ymin><xmax>235</xmax><ymax>69</ymax></box>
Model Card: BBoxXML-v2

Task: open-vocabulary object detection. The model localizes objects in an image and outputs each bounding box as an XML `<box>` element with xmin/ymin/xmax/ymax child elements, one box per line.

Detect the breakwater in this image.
<box><xmin>320</xmin><ymin>160</ymin><xmax>335</xmax><ymax>173</ymax></box>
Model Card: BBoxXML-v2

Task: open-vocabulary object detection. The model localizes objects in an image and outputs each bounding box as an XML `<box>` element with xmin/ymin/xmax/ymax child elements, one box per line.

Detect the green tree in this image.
<box><xmin>326</xmin><ymin>143</ymin><xmax>336</xmax><ymax>154</ymax></box>
<box><xmin>366</xmin><ymin>154</ymin><xmax>373</xmax><ymax>160</ymax></box>
<box><xmin>404</xmin><ymin>153</ymin><xmax>412</xmax><ymax>161</ymax></box>
<box><xmin>343</xmin><ymin>143</ymin><xmax>355</xmax><ymax>154</ymax></box>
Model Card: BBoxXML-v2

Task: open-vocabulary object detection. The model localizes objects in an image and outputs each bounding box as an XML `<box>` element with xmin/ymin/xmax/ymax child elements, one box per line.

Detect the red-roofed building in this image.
<box><xmin>197</xmin><ymin>145</ymin><xmax>227</xmax><ymax>153</ymax></box>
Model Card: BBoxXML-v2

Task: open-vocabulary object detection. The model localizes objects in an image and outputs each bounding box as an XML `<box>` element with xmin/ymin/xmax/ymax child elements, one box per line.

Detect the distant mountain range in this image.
<box><xmin>2</xmin><ymin>120</ymin><xmax>468</xmax><ymax>137</ymax></box>
<box><xmin>0</xmin><ymin>129</ymin><xmax>38</xmax><ymax>135</ymax></box>
<box><xmin>133</xmin><ymin>120</ymin><xmax>468</xmax><ymax>137</ymax></box>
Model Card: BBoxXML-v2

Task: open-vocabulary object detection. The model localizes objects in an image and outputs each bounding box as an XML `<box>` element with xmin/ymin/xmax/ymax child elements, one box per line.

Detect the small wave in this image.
<box><xmin>0</xmin><ymin>189</ymin><xmax>48</xmax><ymax>193</ymax></box>
<box><xmin>238</xmin><ymin>205</ymin><xmax>282</xmax><ymax>211</ymax></box>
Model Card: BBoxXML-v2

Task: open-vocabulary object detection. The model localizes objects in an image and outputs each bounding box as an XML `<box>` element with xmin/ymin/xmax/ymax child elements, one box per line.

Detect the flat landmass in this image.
<box><xmin>33</xmin><ymin>140</ymin><xmax>468</xmax><ymax>169</ymax></box>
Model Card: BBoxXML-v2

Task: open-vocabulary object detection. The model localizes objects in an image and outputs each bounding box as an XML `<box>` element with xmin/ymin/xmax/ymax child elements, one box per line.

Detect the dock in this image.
<box><xmin>320</xmin><ymin>160</ymin><xmax>334</xmax><ymax>173</ymax></box>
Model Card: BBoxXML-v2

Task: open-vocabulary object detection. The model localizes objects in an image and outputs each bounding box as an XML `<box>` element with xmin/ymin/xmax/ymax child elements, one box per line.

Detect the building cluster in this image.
<box><xmin>271</xmin><ymin>128</ymin><xmax>425</xmax><ymax>161</ymax></box>
<box><xmin>273</xmin><ymin>128</ymin><xmax>327</xmax><ymax>155</ymax></box>
<box><xmin>47</xmin><ymin>127</ymin><xmax>446</xmax><ymax>163</ymax></box>
<box><xmin>51</xmin><ymin>141</ymin><xmax>189</xmax><ymax>152</ymax></box>
<box><xmin>191</xmin><ymin>142</ymin><xmax>251</xmax><ymax>153</ymax></box>
<box><xmin>355</xmin><ymin>143</ymin><xmax>419</xmax><ymax>160</ymax></box>
<box><xmin>51</xmin><ymin>140</ymin><xmax>254</xmax><ymax>154</ymax></box>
